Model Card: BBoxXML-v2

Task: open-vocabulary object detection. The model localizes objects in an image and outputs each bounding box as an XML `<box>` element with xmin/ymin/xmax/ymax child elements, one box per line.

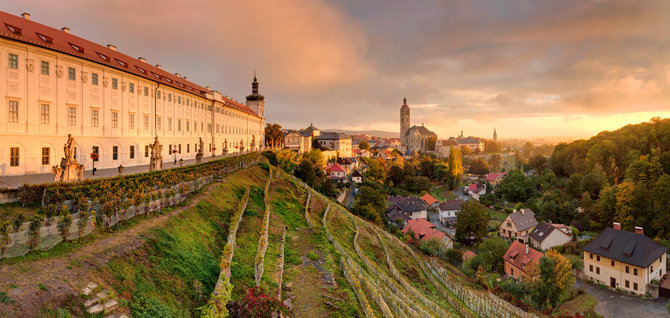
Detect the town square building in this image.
<box><xmin>0</xmin><ymin>11</ymin><xmax>265</xmax><ymax>176</ymax></box>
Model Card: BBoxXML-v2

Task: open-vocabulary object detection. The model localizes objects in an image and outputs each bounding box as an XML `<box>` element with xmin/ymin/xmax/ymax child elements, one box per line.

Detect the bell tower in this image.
<box><xmin>400</xmin><ymin>97</ymin><xmax>410</xmax><ymax>144</ymax></box>
<box><xmin>245</xmin><ymin>73</ymin><xmax>265</xmax><ymax>117</ymax></box>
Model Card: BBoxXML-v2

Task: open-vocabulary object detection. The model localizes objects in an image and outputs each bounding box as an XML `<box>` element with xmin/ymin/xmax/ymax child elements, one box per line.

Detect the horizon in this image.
<box><xmin>2</xmin><ymin>1</ymin><xmax>669</xmax><ymax>139</ymax></box>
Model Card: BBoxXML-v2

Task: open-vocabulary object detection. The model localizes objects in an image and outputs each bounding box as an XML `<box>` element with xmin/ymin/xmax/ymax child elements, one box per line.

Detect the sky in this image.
<box><xmin>3</xmin><ymin>0</ymin><xmax>670</xmax><ymax>139</ymax></box>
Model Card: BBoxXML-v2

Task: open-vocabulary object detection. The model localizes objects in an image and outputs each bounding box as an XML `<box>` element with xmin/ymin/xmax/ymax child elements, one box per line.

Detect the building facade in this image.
<box><xmin>0</xmin><ymin>12</ymin><xmax>264</xmax><ymax>176</ymax></box>
<box><xmin>315</xmin><ymin>132</ymin><xmax>352</xmax><ymax>157</ymax></box>
<box><xmin>499</xmin><ymin>209</ymin><xmax>538</xmax><ymax>243</ymax></box>
<box><xmin>583</xmin><ymin>224</ymin><xmax>667</xmax><ymax>296</ymax></box>
<box><xmin>399</xmin><ymin>97</ymin><xmax>438</xmax><ymax>154</ymax></box>
<box><xmin>284</xmin><ymin>130</ymin><xmax>312</xmax><ymax>153</ymax></box>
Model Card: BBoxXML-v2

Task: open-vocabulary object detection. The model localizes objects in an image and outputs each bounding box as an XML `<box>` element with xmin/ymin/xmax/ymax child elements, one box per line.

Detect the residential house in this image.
<box><xmin>351</xmin><ymin>170</ymin><xmax>363</xmax><ymax>184</ymax></box>
<box><xmin>327</xmin><ymin>163</ymin><xmax>346</xmax><ymax>181</ymax></box>
<box><xmin>421</xmin><ymin>193</ymin><xmax>440</xmax><ymax>209</ymax></box>
<box><xmin>485</xmin><ymin>172</ymin><xmax>507</xmax><ymax>186</ymax></box>
<box><xmin>337</xmin><ymin>157</ymin><xmax>356</xmax><ymax>173</ymax></box>
<box><xmin>499</xmin><ymin>209</ymin><xmax>538</xmax><ymax>243</ymax></box>
<box><xmin>402</xmin><ymin>218</ymin><xmax>453</xmax><ymax>249</ymax></box>
<box><xmin>503</xmin><ymin>241</ymin><xmax>545</xmax><ymax>279</ymax></box>
<box><xmin>438</xmin><ymin>199</ymin><xmax>464</xmax><ymax>225</ymax></box>
<box><xmin>466</xmin><ymin>183</ymin><xmax>486</xmax><ymax>200</ymax></box>
<box><xmin>462</xmin><ymin>250</ymin><xmax>477</xmax><ymax>262</ymax></box>
<box><xmin>386</xmin><ymin>196</ymin><xmax>428</xmax><ymax>222</ymax></box>
<box><xmin>435</xmin><ymin>139</ymin><xmax>459</xmax><ymax>158</ymax></box>
<box><xmin>583</xmin><ymin>223</ymin><xmax>667</xmax><ymax>296</ymax></box>
<box><xmin>528</xmin><ymin>222</ymin><xmax>572</xmax><ymax>250</ymax></box>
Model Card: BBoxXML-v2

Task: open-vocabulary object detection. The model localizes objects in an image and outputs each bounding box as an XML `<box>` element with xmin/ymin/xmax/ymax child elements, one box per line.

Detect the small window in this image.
<box><xmin>168</xmin><ymin>94</ymin><xmax>172</xmax><ymax>102</ymax></box>
<box><xmin>633</xmin><ymin>282</ymin><xmax>638</xmax><ymax>291</ymax></box>
<box><xmin>41</xmin><ymin>147</ymin><xmax>50</xmax><ymax>165</ymax></box>
<box><xmin>625</xmin><ymin>280</ymin><xmax>629</xmax><ymax>288</ymax></box>
<box><xmin>40</xmin><ymin>61</ymin><xmax>49</xmax><ymax>75</ymax></box>
<box><xmin>178</xmin><ymin>96</ymin><xmax>181</xmax><ymax>104</ymax></box>
<box><xmin>168</xmin><ymin>118</ymin><xmax>172</xmax><ymax>131</ymax></box>
<box><xmin>596</xmin><ymin>267</ymin><xmax>600</xmax><ymax>275</ymax></box>
<box><xmin>625</xmin><ymin>266</ymin><xmax>629</xmax><ymax>274</ymax></box>
<box><xmin>144</xmin><ymin>145</ymin><xmax>149</xmax><ymax>158</ymax></box>
<box><xmin>115</xmin><ymin>58</ymin><xmax>128</xmax><ymax>68</ymax></box>
<box><xmin>8</xmin><ymin>53</ymin><xmax>18</xmax><ymax>69</ymax></box>
<box><xmin>157</xmin><ymin>91</ymin><xmax>161</xmax><ymax>99</ymax></box>
<box><xmin>112</xmin><ymin>146</ymin><xmax>118</xmax><ymax>160</ymax></box>
<box><xmin>128</xmin><ymin>114</ymin><xmax>135</xmax><ymax>129</ymax></box>
<box><xmin>589</xmin><ymin>265</ymin><xmax>593</xmax><ymax>272</ymax></box>
<box><xmin>8</xmin><ymin>100</ymin><xmax>19</xmax><ymax>123</ymax></box>
<box><xmin>634</xmin><ymin>268</ymin><xmax>638</xmax><ymax>276</ymax></box>
<box><xmin>96</xmin><ymin>52</ymin><xmax>110</xmax><ymax>61</ymax></box>
<box><xmin>590</xmin><ymin>253</ymin><xmax>593</xmax><ymax>259</ymax></box>
<box><xmin>92</xmin><ymin>73</ymin><xmax>99</xmax><ymax>85</ymax></box>
<box><xmin>91</xmin><ymin>109</ymin><xmax>99</xmax><ymax>127</ymax></box>
<box><xmin>40</xmin><ymin>104</ymin><xmax>49</xmax><ymax>124</ymax></box>
<box><xmin>597</xmin><ymin>256</ymin><xmax>600</xmax><ymax>262</ymax></box>
<box><xmin>36</xmin><ymin>33</ymin><xmax>53</xmax><ymax>44</ymax></box>
<box><xmin>5</xmin><ymin>24</ymin><xmax>22</xmax><ymax>35</ymax></box>
<box><xmin>112</xmin><ymin>78</ymin><xmax>118</xmax><ymax>89</ymax></box>
<box><xmin>611</xmin><ymin>260</ymin><xmax>615</xmax><ymax>267</ymax></box>
<box><xmin>130</xmin><ymin>145</ymin><xmax>135</xmax><ymax>159</ymax></box>
<box><xmin>92</xmin><ymin>146</ymin><xmax>99</xmax><ymax>162</ymax></box>
<box><xmin>187</xmin><ymin>144</ymin><xmax>190</xmax><ymax>153</ymax></box>
<box><xmin>9</xmin><ymin>147</ymin><xmax>19</xmax><ymax>166</ymax></box>
<box><xmin>156</xmin><ymin>117</ymin><xmax>162</xmax><ymax>131</ymax></box>
<box><xmin>112</xmin><ymin>112</ymin><xmax>119</xmax><ymax>128</ymax></box>
<box><xmin>129</xmin><ymin>83</ymin><xmax>135</xmax><ymax>93</ymax></box>
<box><xmin>68</xmin><ymin>67</ymin><xmax>76</xmax><ymax>80</ymax></box>
<box><xmin>143</xmin><ymin>115</ymin><xmax>149</xmax><ymax>130</ymax></box>
<box><xmin>178</xmin><ymin>144</ymin><xmax>181</xmax><ymax>154</ymax></box>
<box><xmin>69</xmin><ymin>42</ymin><xmax>84</xmax><ymax>53</ymax></box>
<box><xmin>68</xmin><ymin>107</ymin><xmax>76</xmax><ymax>126</ymax></box>
<box><xmin>144</xmin><ymin>87</ymin><xmax>148</xmax><ymax>96</ymax></box>
<box><xmin>178</xmin><ymin>119</ymin><xmax>182</xmax><ymax>131</ymax></box>
<box><xmin>186</xmin><ymin>120</ymin><xmax>190</xmax><ymax>132</ymax></box>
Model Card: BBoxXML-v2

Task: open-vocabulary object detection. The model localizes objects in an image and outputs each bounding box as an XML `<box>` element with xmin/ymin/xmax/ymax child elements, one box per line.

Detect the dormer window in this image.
<box><xmin>151</xmin><ymin>71</ymin><xmax>161</xmax><ymax>79</ymax></box>
<box><xmin>5</xmin><ymin>24</ymin><xmax>22</xmax><ymax>35</ymax></box>
<box><xmin>36</xmin><ymin>32</ymin><xmax>53</xmax><ymax>44</ymax></box>
<box><xmin>96</xmin><ymin>52</ymin><xmax>110</xmax><ymax>61</ymax></box>
<box><xmin>115</xmin><ymin>58</ymin><xmax>128</xmax><ymax>68</ymax></box>
<box><xmin>69</xmin><ymin>42</ymin><xmax>84</xmax><ymax>53</ymax></box>
<box><xmin>136</xmin><ymin>66</ymin><xmax>147</xmax><ymax>74</ymax></box>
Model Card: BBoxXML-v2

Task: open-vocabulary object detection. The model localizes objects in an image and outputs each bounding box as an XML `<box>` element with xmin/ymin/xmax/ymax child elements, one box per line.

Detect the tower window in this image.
<box><xmin>10</xmin><ymin>147</ymin><xmax>19</xmax><ymax>166</ymax></box>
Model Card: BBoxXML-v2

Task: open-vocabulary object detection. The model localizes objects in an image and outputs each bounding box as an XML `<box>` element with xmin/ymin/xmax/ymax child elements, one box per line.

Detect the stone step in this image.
<box><xmin>87</xmin><ymin>304</ymin><xmax>104</xmax><ymax>314</ymax></box>
<box><xmin>81</xmin><ymin>282</ymin><xmax>99</xmax><ymax>296</ymax></box>
<box><xmin>84</xmin><ymin>297</ymin><xmax>100</xmax><ymax>308</ymax></box>
<box><xmin>104</xmin><ymin>299</ymin><xmax>118</xmax><ymax>313</ymax></box>
<box><xmin>95</xmin><ymin>291</ymin><xmax>109</xmax><ymax>301</ymax></box>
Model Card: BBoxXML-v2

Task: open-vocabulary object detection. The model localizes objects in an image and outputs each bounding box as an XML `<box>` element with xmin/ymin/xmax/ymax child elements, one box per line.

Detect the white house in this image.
<box><xmin>438</xmin><ymin>199</ymin><xmax>464</xmax><ymax>225</ymax></box>
<box><xmin>528</xmin><ymin>222</ymin><xmax>573</xmax><ymax>250</ymax></box>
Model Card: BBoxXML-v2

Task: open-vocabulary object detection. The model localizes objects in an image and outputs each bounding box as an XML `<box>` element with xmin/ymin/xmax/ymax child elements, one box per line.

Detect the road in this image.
<box><xmin>574</xmin><ymin>279</ymin><xmax>669</xmax><ymax>317</ymax></box>
<box><xmin>428</xmin><ymin>212</ymin><xmax>455</xmax><ymax>237</ymax></box>
<box><xmin>346</xmin><ymin>178</ymin><xmax>356</xmax><ymax>209</ymax></box>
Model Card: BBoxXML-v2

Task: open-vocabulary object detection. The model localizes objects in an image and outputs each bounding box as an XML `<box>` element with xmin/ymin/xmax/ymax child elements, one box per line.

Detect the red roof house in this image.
<box><xmin>420</xmin><ymin>193</ymin><xmax>439</xmax><ymax>208</ymax></box>
<box><xmin>503</xmin><ymin>241</ymin><xmax>544</xmax><ymax>279</ymax></box>
<box><xmin>402</xmin><ymin>219</ymin><xmax>453</xmax><ymax>248</ymax></box>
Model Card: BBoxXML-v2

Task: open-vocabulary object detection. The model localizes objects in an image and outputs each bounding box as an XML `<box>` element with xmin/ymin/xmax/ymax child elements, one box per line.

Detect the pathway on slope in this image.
<box><xmin>0</xmin><ymin>180</ymin><xmax>223</xmax><ymax>317</ymax></box>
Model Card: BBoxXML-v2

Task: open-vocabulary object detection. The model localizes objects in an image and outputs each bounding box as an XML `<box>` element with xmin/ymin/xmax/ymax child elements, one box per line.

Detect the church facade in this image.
<box><xmin>0</xmin><ymin>12</ymin><xmax>265</xmax><ymax>176</ymax></box>
<box><xmin>399</xmin><ymin>97</ymin><xmax>437</xmax><ymax>153</ymax></box>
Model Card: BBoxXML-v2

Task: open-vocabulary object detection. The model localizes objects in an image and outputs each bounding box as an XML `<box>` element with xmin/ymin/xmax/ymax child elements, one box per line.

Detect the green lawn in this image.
<box><xmin>430</xmin><ymin>186</ymin><xmax>456</xmax><ymax>201</ymax></box>
<box><xmin>558</xmin><ymin>293</ymin><xmax>597</xmax><ymax>315</ymax></box>
<box><xmin>487</xmin><ymin>208</ymin><xmax>507</xmax><ymax>221</ymax></box>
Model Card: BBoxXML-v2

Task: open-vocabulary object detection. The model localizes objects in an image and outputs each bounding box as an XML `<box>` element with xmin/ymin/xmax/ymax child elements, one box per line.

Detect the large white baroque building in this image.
<box><xmin>0</xmin><ymin>12</ymin><xmax>265</xmax><ymax>176</ymax></box>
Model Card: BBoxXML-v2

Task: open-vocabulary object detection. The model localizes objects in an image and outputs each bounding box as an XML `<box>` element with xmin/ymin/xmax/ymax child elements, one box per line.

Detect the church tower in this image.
<box><xmin>493</xmin><ymin>128</ymin><xmax>497</xmax><ymax>142</ymax></box>
<box><xmin>245</xmin><ymin>73</ymin><xmax>265</xmax><ymax>117</ymax></box>
<box><xmin>400</xmin><ymin>97</ymin><xmax>410</xmax><ymax>144</ymax></box>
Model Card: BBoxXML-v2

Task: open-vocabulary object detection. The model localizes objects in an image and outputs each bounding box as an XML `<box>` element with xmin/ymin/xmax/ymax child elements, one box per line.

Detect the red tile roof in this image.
<box><xmin>0</xmin><ymin>11</ymin><xmax>259</xmax><ymax>117</ymax></box>
<box><xmin>503</xmin><ymin>241</ymin><xmax>544</xmax><ymax>274</ymax></box>
<box><xmin>329</xmin><ymin>163</ymin><xmax>345</xmax><ymax>172</ymax></box>
<box><xmin>462</xmin><ymin>250</ymin><xmax>477</xmax><ymax>261</ymax></box>
<box><xmin>402</xmin><ymin>219</ymin><xmax>447</xmax><ymax>241</ymax></box>
<box><xmin>486</xmin><ymin>172</ymin><xmax>506</xmax><ymax>181</ymax></box>
<box><xmin>421</xmin><ymin>193</ymin><xmax>439</xmax><ymax>206</ymax></box>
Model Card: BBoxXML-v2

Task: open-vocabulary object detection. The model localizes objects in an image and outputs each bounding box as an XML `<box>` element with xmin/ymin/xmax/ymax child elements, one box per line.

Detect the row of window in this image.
<box><xmin>8</xmin><ymin>140</ymin><xmax>252</xmax><ymax>167</ymax></box>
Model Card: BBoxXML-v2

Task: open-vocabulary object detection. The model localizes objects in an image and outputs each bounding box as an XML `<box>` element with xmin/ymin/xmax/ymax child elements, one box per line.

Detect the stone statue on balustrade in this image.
<box><xmin>195</xmin><ymin>137</ymin><xmax>204</xmax><ymax>163</ymax></box>
<box><xmin>52</xmin><ymin>134</ymin><xmax>84</xmax><ymax>182</ymax></box>
<box><xmin>149</xmin><ymin>135</ymin><xmax>163</xmax><ymax>171</ymax></box>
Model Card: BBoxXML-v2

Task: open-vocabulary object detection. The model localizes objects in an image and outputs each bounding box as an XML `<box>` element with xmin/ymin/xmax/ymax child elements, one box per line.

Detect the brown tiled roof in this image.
<box><xmin>509</xmin><ymin>209</ymin><xmax>538</xmax><ymax>232</ymax></box>
<box><xmin>503</xmin><ymin>241</ymin><xmax>544</xmax><ymax>273</ymax></box>
<box><xmin>0</xmin><ymin>11</ymin><xmax>259</xmax><ymax>116</ymax></box>
<box><xmin>583</xmin><ymin>227</ymin><xmax>667</xmax><ymax>268</ymax></box>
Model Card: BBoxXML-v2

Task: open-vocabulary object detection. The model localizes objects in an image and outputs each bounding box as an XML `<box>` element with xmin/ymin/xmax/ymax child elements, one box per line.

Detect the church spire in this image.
<box><xmin>252</xmin><ymin>72</ymin><xmax>259</xmax><ymax>94</ymax></box>
<box><xmin>403</xmin><ymin>96</ymin><xmax>407</xmax><ymax>105</ymax></box>
<box><xmin>493</xmin><ymin>128</ymin><xmax>497</xmax><ymax>141</ymax></box>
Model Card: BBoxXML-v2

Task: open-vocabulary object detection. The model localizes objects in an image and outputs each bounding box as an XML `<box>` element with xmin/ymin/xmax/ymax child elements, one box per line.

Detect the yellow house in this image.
<box><xmin>583</xmin><ymin>223</ymin><xmax>667</xmax><ymax>296</ymax></box>
<box><xmin>499</xmin><ymin>208</ymin><xmax>538</xmax><ymax>243</ymax></box>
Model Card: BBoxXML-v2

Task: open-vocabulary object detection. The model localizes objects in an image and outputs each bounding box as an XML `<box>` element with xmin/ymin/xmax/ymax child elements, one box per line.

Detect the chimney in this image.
<box><xmin>21</xmin><ymin>12</ymin><xmax>31</xmax><ymax>20</ymax></box>
<box><xmin>155</xmin><ymin>64</ymin><xmax>161</xmax><ymax>69</ymax></box>
<box><xmin>635</xmin><ymin>226</ymin><xmax>644</xmax><ymax>235</ymax></box>
<box><xmin>184</xmin><ymin>76</ymin><xmax>188</xmax><ymax>80</ymax></box>
<box><xmin>107</xmin><ymin>44</ymin><xmax>117</xmax><ymax>51</ymax></box>
<box><xmin>613</xmin><ymin>222</ymin><xmax>621</xmax><ymax>230</ymax></box>
<box><xmin>61</xmin><ymin>27</ymin><xmax>70</xmax><ymax>34</ymax></box>
<box><xmin>206</xmin><ymin>86</ymin><xmax>210</xmax><ymax>90</ymax></box>
<box><xmin>525</xmin><ymin>245</ymin><xmax>529</xmax><ymax>255</ymax></box>
<box><xmin>175</xmin><ymin>73</ymin><xmax>181</xmax><ymax>78</ymax></box>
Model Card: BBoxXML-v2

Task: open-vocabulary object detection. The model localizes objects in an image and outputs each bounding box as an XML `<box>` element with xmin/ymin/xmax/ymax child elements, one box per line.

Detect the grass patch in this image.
<box><xmin>558</xmin><ymin>293</ymin><xmax>597</xmax><ymax>315</ymax></box>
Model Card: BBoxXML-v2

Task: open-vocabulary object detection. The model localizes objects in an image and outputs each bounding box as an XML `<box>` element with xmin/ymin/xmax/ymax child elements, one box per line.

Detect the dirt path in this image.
<box><xmin>0</xmin><ymin>181</ymin><xmax>221</xmax><ymax>317</ymax></box>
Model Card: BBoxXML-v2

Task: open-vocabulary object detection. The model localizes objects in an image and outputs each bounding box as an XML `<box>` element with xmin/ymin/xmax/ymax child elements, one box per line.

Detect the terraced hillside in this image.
<box><xmin>1</xmin><ymin>162</ymin><xmax>538</xmax><ymax>317</ymax></box>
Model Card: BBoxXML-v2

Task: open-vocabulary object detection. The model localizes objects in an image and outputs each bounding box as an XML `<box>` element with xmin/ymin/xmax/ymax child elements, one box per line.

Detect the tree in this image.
<box><xmin>365</xmin><ymin>159</ymin><xmax>385</xmax><ymax>181</ymax></box>
<box><xmin>497</xmin><ymin>170</ymin><xmax>534</xmax><ymax>202</ymax></box>
<box><xmin>387</xmin><ymin>165</ymin><xmax>405</xmax><ymax>186</ymax></box>
<box><xmin>488</xmin><ymin>154</ymin><xmax>502</xmax><ymax>171</ymax></box>
<box><xmin>294</xmin><ymin>158</ymin><xmax>317</xmax><ymax>187</ymax></box>
<box><xmin>461</xmin><ymin>145</ymin><xmax>472</xmax><ymax>156</ymax></box>
<box><xmin>614</xmin><ymin>181</ymin><xmax>636</xmax><ymax>231</ymax></box>
<box><xmin>426</xmin><ymin>136</ymin><xmax>438</xmax><ymax>151</ymax></box>
<box><xmin>455</xmin><ymin>200</ymin><xmax>489</xmax><ymax>243</ymax></box>
<box><xmin>264</xmin><ymin>123</ymin><xmax>283</xmax><ymax>148</ymax></box>
<box><xmin>469</xmin><ymin>158</ymin><xmax>489</xmax><ymax>175</ymax></box>
<box><xmin>419</xmin><ymin>157</ymin><xmax>436</xmax><ymax>179</ymax></box>
<box><xmin>565</xmin><ymin>173</ymin><xmax>583</xmax><ymax>198</ymax></box>
<box><xmin>538</xmin><ymin>249</ymin><xmax>574</xmax><ymax>308</ymax></box>
<box><xmin>475</xmin><ymin>238</ymin><xmax>509</xmax><ymax>274</ymax></box>
<box><xmin>0</xmin><ymin>221</ymin><xmax>10</xmax><ymax>258</ymax></box>
<box><xmin>446</xmin><ymin>147</ymin><xmax>463</xmax><ymax>189</ymax></box>
<box><xmin>523</xmin><ymin>141</ymin><xmax>534</xmax><ymax>158</ymax></box>
<box><xmin>581</xmin><ymin>163</ymin><xmax>608</xmax><ymax>199</ymax></box>
<box><xmin>528</xmin><ymin>155</ymin><xmax>548</xmax><ymax>173</ymax></box>
<box><xmin>479</xmin><ymin>193</ymin><xmax>497</xmax><ymax>207</ymax></box>
<box><xmin>353</xmin><ymin>186</ymin><xmax>386</xmax><ymax>224</ymax></box>
<box><xmin>306</xmin><ymin>149</ymin><xmax>325</xmax><ymax>167</ymax></box>
<box><xmin>484</xmin><ymin>140</ymin><xmax>500</xmax><ymax>153</ymax></box>
<box><xmin>359</xmin><ymin>140</ymin><xmax>370</xmax><ymax>150</ymax></box>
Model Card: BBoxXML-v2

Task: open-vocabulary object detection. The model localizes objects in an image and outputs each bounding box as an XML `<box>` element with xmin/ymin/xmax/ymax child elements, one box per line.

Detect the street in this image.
<box><xmin>574</xmin><ymin>279</ymin><xmax>669</xmax><ymax>317</ymax></box>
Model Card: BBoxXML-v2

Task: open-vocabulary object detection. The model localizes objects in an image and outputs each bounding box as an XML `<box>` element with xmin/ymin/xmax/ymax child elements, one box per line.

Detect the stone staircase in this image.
<box><xmin>81</xmin><ymin>282</ymin><xmax>126</xmax><ymax>317</ymax></box>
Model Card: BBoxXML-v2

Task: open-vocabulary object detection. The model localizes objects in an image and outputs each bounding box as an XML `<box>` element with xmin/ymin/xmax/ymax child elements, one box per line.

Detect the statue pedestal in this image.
<box><xmin>195</xmin><ymin>152</ymin><xmax>203</xmax><ymax>164</ymax></box>
<box><xmin>53</xmin><ymin>159</ymin><xmax>84</xmax><ymax>182</ymax></box>
<box><xmin>149</xmin><ymin>156</ymin><xmax>163</xmax><ymax>171</ymax></box>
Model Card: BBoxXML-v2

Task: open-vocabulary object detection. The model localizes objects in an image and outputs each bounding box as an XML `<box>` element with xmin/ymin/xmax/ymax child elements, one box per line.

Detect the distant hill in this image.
<box><xmin>323</xmin><ymin>129</ymin><xmax>397</xmax><ymax>138</ymax></box>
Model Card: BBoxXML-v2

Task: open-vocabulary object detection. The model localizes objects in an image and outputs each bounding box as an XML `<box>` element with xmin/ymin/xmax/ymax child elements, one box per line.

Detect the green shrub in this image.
<box><xmin>131</xmin><ymin>296</ymin><xmax>174</xmax><ymax>318</ymax></box>
<box><xmin>307</xmin><ymin>250</ymin><xmax>319</xmax><ymax>261</ymax></box>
